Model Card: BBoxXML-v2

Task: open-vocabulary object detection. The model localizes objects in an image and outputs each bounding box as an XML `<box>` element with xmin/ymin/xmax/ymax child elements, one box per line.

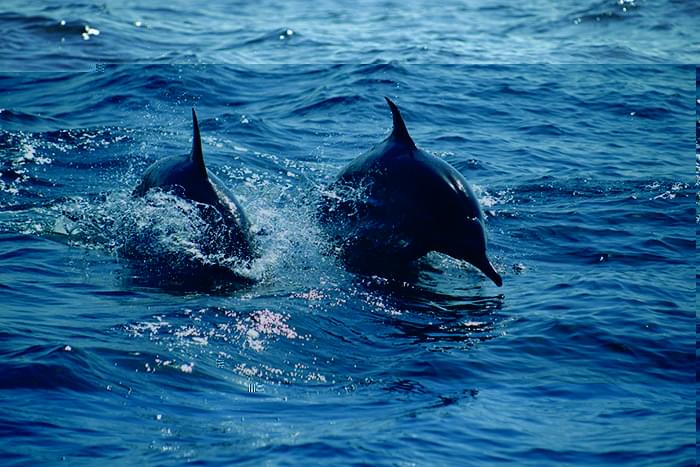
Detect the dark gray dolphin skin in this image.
<box><xmin>133</xmin><ymin>109</ymin><xmax>255</xmax><ymax>262</ymax></box>
<box><xmin>318</xmin><ymin>97</ymin><xmax>502</xmax><ymax>286</ymax></box>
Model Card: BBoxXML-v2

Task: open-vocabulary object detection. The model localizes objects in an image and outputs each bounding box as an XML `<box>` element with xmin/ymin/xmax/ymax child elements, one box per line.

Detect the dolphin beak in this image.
<box><xmin>471</xmin><ymin>255</ymin><xmax>503</xmax><ymax>287</ymax></box>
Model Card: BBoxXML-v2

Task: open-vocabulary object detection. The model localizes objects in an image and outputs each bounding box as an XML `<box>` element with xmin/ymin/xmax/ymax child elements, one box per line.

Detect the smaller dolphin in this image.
<box><xmin>133</xmin><ymin>109</ymin><xmax>255</xmax><ymax>262</ymax></box>
<box><xmin>318</xmin><ymin>98</ymin><xmax>502</xmax><ymax>286</ymax></box>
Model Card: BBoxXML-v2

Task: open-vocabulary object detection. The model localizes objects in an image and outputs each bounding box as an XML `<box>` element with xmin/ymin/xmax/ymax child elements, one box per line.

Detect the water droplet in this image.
<box><xmin>83</xmin><ymin>25</ymin><xmax>100</xmax><ymax>39</ymax></box>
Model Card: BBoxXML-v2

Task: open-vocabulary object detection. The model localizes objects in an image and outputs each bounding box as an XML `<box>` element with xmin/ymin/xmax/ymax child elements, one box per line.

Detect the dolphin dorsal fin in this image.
<box><xmin>190</xmin><ymin>108</ymin><xmax>207</xmax><ymax>178</ymax></box>
<box><xmin>384</xmin><ymin>97</ymin><xmax>416</xmax><ymax>149</ymax></box>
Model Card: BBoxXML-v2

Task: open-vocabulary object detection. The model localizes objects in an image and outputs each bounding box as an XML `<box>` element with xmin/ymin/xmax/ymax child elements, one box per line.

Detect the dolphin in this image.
<box><xmin>318</xmin><ymin>97</ymin><xmax>502</xmax><ymax>286</ymax></box>
<box><xmin>133</xmin><ymin>109</ymin><xmax>256</xmax><ymax>262</ymax></box>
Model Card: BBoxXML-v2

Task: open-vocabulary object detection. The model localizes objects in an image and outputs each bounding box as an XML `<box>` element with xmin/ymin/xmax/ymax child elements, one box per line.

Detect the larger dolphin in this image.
<box><xmin>133</xmin><ymin>109</ymin><xmax>256</xmax><ymax>262</ymax></box>
<box><xmin>318</xmin><ymin>97</ymin><xmax>502</xmax><ymax>286</ymax></box>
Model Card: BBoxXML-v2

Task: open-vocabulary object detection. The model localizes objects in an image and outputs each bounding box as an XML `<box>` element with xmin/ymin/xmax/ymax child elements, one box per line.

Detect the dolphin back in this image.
<box><xmin>133</xmin><ymin>109</ymin><xmax>256</xmax><ymax>263</ymax></box>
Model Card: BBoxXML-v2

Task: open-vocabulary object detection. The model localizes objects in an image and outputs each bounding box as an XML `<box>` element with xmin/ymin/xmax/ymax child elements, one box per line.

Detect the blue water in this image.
<box><xmin>1</xmin><ymin>0</ymin><xmax>699</xmax><ymax>68</ymax></box>
<box><xmin>1</xmin><ymin>63</ymin><xmax>694</xmax><ymax>466</ymax></box>
<box><xmin>0</xmin><ymin>1</ymin><xmax>697</xmax><ymax>465</ymax></box>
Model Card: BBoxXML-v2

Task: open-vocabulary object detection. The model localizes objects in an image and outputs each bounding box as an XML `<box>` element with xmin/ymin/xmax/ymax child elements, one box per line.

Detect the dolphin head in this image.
<box><xmin>436</xmin><ymin>215</ymin><xmax>502</xmax><ymax>287</ymax></box>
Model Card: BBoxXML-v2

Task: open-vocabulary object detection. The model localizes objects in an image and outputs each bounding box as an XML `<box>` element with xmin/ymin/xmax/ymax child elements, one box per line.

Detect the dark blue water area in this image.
<box><xmin>1</xmin><ymin>0</ymin><xmax>699</xmax><ymax>69</ymax></box>
<box><xmin>0</xmin><ymin>64</ymin><xmax>696</xmax><ymax>465</ymax></box>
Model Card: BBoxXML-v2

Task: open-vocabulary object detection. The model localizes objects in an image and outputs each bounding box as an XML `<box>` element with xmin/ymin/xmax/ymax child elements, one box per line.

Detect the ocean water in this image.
<box><xmin>1</xmin><ymin>63</ymin><xmax>695</xmax><ymax>466</ymax></box>
<box><xmin>0</xmin><ymin>1</ymin><xmax>698</xmax><ymax>466</ymax></box>
<box><xmin>1</xmin><ymin>0</ymin><xmax>699</xmax><ymax>68</ymax></box>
